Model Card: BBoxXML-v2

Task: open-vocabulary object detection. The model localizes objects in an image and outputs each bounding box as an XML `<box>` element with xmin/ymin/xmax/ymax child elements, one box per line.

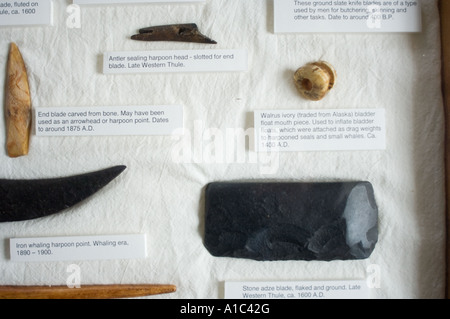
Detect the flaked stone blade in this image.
<box><xmin>204</xmin><ymin>181</ymin><xmax>378</xmax><ymax>261</ymax></box>
<box><xmin>0</xmin><ymin>166</ymin><xmax>126</xmax><ymax>222</ymax></box>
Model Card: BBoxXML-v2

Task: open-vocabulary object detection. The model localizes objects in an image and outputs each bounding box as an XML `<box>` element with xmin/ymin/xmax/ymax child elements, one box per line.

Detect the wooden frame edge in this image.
<box><xmin>439</xmin><ymin>0</ymin><xmax>450</xmax><ymax>300</ymax></box>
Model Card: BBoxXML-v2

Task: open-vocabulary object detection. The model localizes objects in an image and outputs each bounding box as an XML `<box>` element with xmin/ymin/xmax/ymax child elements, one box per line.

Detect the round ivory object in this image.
<box><xmin>294</xmin><ymin>61</ymin><xmax>336</xmax><ymax>101</ymax></box>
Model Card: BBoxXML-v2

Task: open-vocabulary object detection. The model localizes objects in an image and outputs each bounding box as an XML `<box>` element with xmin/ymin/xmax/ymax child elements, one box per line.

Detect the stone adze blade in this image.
<box><xmin>0</xmin><ymin>166</ymin><xmax>126</xmax><ymax>222</ymax></box>
<box><xmin>204</xmin><ymin>181</ymin><xmax>379</xmax><ymax>261</ymax></box>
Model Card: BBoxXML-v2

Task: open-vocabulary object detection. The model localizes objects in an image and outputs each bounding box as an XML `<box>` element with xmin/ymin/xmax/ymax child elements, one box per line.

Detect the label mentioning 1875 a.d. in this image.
<box><xmin>35</xmin><ymin>105</ymin><xmax>183</xmax><ymax>137</ymax></box>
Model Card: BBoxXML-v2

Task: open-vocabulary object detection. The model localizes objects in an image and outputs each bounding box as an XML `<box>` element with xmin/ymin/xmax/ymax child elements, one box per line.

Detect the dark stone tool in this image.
<box><xmin>131</xmin><ymin>23</ymin><xmax>217</xmax><ymax>44</ymax></box>
<box><xmin>204</xmin><ymin>181</ymin><xmax>378</xmax><ymax>261</ymax></box>
<box><xmin>0</xmin><ymin>166</ymin><xmax>126</xmax><ymax>222</ymax></box>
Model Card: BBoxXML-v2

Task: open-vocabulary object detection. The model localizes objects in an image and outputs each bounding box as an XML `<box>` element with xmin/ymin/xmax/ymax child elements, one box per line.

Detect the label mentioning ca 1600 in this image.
<box><xmin>225</xmin><ymin>280</ymin><xmax>369</xmax><ymax>299</ymax></box>
<box><xmin>74</xmin><ymin>0</ymin><xmax>204</xmax><ymax>4</ymax></box>
<box><xmin>0</xmin><ymin>0</ymin><xmax>53</xmax><ymax>26</ymax></box>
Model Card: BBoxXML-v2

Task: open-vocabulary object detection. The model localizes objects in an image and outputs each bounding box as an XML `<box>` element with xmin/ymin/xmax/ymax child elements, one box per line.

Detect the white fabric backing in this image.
<box><xmin>0</xmin><ymin>0</ymin><xmax>445</xmax><ymax>299</ymax></box>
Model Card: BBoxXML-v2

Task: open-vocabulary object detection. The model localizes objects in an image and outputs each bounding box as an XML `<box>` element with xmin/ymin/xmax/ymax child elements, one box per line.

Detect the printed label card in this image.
<box><xmin>11</xmin><ymin>234</ymin><xmax>147</xmax><ymax>262</ymax></box>
<box><xmin>255</xmin><ymin>108</ymin><xmax>386</xmax><ymax>152</ymax></box>
<box><xmin>104</xmin><ymin>49</ymin><xmax>247</xmax><ymax>74</ymax></box>
<box><xmin>0</xmin><ymin>0</ymin><xmax>53</xmax><ymax>26</ymax></box>
<box><xmin>73</xmin><ymin>0</ymin><xmax>204</xmax><ymax>4</ymax></box>
<box><xmin>274</xmin><ymin>0</ymin><xmax>422</xmax><ymax>33</ymax></box>
<box><xmin>35</xmin><ymin>105</ymin><xmax>183</xmax><ymax>137</ymax></box>
<box><xmin>225</xmin><ymin>280</ymin><xmax>370</xmax><ymax>299</ymax></box>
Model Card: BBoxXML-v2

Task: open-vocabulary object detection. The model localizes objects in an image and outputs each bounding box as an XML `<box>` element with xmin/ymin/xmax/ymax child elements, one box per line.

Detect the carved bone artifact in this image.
<box><xmin>5</xmin><ymin>43</ymin><xmax>32</xmax><ymax>157</ymax></box>
<box><xmin>131</xmin><ymin>23</ymin><xmax>217</xmax><ymax>44</ymax></box>
<box><xmin>294</xmin><ymin>61</ymin><xmax>336</xmax><ymax>101</ymax></box>
<box><xmin>0</xmin><ymin>284</ymin><xmax>176</xmax><ymax>299</ymax></box>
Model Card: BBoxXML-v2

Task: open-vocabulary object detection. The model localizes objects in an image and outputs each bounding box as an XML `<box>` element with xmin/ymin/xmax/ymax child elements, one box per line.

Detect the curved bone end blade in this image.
<box><xmin>0</xmin><ymin>165</ymin><xmax>127</xmax><ymax>223</ymax></box>
<box><xmin>5</xmin><ymin>42</ymin><xmax>32</xmax><ymax>158</ymax></box>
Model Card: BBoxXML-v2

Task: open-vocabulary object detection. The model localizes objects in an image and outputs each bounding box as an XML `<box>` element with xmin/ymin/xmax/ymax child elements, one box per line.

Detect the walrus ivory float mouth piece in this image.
<box><xmin>294</xmin><ymin>61</ymin><xmax>336</xmax><ymax>101</ymax></box>
<box><xmin>131</xmin><ymin>23</ymin><xmax>217</xmax><ymax>44</ymax></box>
<box><xmin>5</xmin><ymin>42</ymin><xmax>32</xmax><ymax>158</ymax></box>
<box><xmin>0</xmin><ymin>166</ymin><xmax>126</xmax><ymax>222</ymax></box>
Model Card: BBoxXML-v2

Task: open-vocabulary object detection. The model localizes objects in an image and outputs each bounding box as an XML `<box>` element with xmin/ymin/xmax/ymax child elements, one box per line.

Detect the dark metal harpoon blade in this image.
<box><xmin>0</xmin><ymin>166</ymin><xmax>126</xmax><ymax>222</ymax></box>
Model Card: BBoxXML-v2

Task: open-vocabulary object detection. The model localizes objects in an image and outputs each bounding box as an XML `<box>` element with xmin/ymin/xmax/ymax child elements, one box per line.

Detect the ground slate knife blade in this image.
<box><xmin>0</xmin><ymin>166</ymin><xmax>126</xmax><ymax>222</ymax></box>
<box><xmin>204</xmin><ymin>181</ymin><xmax>378</xmax><ymax>261</ymax></box>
